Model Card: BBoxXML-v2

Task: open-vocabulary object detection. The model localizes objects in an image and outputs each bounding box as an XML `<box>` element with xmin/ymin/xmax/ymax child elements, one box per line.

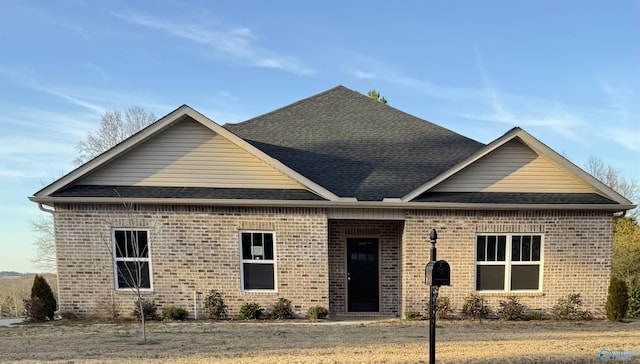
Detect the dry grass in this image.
<box><xmin>1</xmin><ymin>318</ymin><xmax>639</xmax><ymax>363</ymax></box>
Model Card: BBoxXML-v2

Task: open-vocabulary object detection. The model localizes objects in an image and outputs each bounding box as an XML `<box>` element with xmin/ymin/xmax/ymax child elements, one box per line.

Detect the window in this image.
<box><xmin>240</xmin><ymin>231</ymin><xmax>276</xmax><ymax>291</ymax></box>
<box><xmin>113</xmin><ymin>229</ymin><xmax>152</xmax><ymax>290</ymax></box>
<box><xmin>475</xmin><ymin>234</ymin><xmax>543</xmax><ymax>292</ymax></box>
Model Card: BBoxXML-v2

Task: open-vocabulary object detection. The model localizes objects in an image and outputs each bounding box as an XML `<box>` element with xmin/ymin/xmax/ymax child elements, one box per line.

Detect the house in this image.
<box><xmin>30</xmin><ymin>86</ymin><xmax>635</xmax><ymax>318</ymax></box>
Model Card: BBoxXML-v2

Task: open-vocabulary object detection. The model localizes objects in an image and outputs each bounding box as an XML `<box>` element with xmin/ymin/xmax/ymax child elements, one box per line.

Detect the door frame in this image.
<box><xmin>345</xmin><ymin>236</ymin><xmax>381</xmax><ymax>312</ymax></box>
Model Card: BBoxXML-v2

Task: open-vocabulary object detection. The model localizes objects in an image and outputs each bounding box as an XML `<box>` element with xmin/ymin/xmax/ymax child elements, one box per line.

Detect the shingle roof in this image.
<box><xmin>224</xmin><ymin>86</ymin><xmax>485</xmax><ymax>201</ymax></box>
<box><xmin>52</xmin><ymin>185</ymin><xmax>325</xmax><ymax>201</ymax></box>
<box><xmin>413</xmin><ymin>192</ymin><xmax>618</xmax><ymax>205</ymax></box>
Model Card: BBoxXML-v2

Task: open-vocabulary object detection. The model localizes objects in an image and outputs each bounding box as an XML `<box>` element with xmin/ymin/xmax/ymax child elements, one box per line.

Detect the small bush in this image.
<box><xmin>270</xmin><ymin>298</ymin><xmax>293</xmax><ymax>320</ymax></box>
<box><xmin>23</xmin><ymin>297</ymin><xmax>48</xmax><ymax>322</ymax></box>
<box><xmin>606</xmin><ymin>277</ymin><xmax>628</xmax><ymax>322</ymax></box>
<box><xmin>94</xmin><ymin>294</ymin><xmax>121</xmax><ymax>322</ymax></box>
<box><xmin>239</xmin><ymin>302</ymin><xmax>263</xmax><ymax>320</ymax></box>
<box><xmin>627</xmin><ymin>283</ymin><xmax>640</xmax><ymax>317</ymax></box>
<box><xmin>25</xmin><ymin>275</ymin><xmax>56</xmax><ymax>321</ymax></box>
<box><xmin>551</xmin><ymin>293</ymin><xmax>593</xmax><ymax>320</ymax></box>
<box><xmin>307</xmin><ymin>306</ymin><xmax>328</xmax><ymax>320</ymax></box>
<box><xmin>527</xmin><ymin>310</ymin><xmax>550</xmax><ymax>320</ymax></box>
<box><xmin>462</xmin><ymin>293</ymin><xmax>490</xmax><ymax>321</ymax></box>
<box><xmin>162</xmin><ymin>306</ymin><xmax>188</xmax><ymax>321</ymax></box>
<box><xmin>59</xmin><ymin>310</ymin><xmax>78</xmax><ymax>321</ymax></box>
<box><xmin>132</xmin><ymin>298</ymin><xmax>158</xmax><ymax>321</ymax></box>
<box><xmin>404</xmin><ymin>311</ymin><xmax>421</xmax><ymax>320</ymax></box>
<box><xmin>497</xmin><ymin>296</ymin><xmax>526</xmax><ymax>321</ymax></box>
<box><xmin>436</xmin><ymin>296</ymin><xmax>454</xmax><ymax>319</ymax></box>
<box><xmin>203</xmin><ymin>290</ymin><xmax>227</xmax><ymax>320</ymax></box>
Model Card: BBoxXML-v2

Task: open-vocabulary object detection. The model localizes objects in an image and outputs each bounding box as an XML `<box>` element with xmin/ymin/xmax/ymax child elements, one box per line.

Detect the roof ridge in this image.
<box><xmin>225</xmin><ymin>85</ymin><xmax>353</xmax><ymax>127</ymax></box>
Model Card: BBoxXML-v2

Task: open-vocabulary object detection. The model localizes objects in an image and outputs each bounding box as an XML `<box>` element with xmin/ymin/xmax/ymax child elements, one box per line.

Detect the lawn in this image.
<box><xmin>1</xmin><ymin>318</ymin><xmax>638</xmax><ymax>363</ymax></box>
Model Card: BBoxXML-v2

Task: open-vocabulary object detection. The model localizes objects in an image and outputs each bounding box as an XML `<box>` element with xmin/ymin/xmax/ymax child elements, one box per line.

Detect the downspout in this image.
<box><xmin>37</xmin><ymin>203</ymin><xmax>60</xmax><ymax>312</ymax></box>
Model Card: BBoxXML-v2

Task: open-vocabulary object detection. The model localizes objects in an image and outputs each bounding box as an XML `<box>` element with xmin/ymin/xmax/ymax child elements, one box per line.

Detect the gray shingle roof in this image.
<box><xmin>413</xmin><ymin>192</ymin><xmax>618</xmax><ymax>204</ymax></box>
<box><xmin>224</xmin><ymin>86</ymin><xmax>485</xmax><ymax>201</ymax></box>
<box><xmin>52</xmin><ymin>185</ymin><xmax>325</xmax><ymax>201</ymax></box>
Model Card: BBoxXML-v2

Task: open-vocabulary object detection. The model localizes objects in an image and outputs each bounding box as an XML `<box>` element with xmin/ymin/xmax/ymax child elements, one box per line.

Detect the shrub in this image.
<box><xmin>462</xmin><ymin>293</ymin><xmax>490</xmax><ymax>321</ymax></box>
<box><xmin>28</xmin><ymin>275</ymin><xmax>57</xmax><ymax>321</ymax></box>
<box><xmin>497</xmin><ymin>296</ymin><xmax>526</xmax><ymax>321</ymax></box>
<box><xmin>436</xmin><ymin>296</ymin><xmax>454</xmax><ymax>319</ymax></box>
<box><xmin>307</xmin><ymin>306</ymin><xmax>328</xmax><ymax>320</ymax></box>
<box><xmin>23</xmin><ymin>297</ymin><xmax>48</xmax><ymax>322</ymax></box>
<box><xmin>59</xmin><ymin>310</ymin><xmax>78</xmax><ymax>321</ymax></box>
<box><xmin>132</xmin><ymin>298</ymin><xmax>158</xmax><ymax>321</ymax></box>
<box><xmin>239</xmin><ymin>302</ymin><xmax>263</xmax><ymax>320</ymax></box>
<box><xmin>606</xmin><ymin>277</ymin><xmax>628</xmax><ymax>322</ymax></box>
<box><xmin>551</xmin><ymin>293</ymin><xmax>593</xmax><ymax>320</ymax></box>
<box><xmin>203</xmin><ymin>290</ymin><xmax>227</xmax><ymax>320</ymax></box>
<box><xmin>404</xmin><ymin>311</ymin><xmax>421</xmax><ymax>320</ymax></box>
<box><xmin>527</xmin><ymin>310</ymin><xmax>550</xmax><ymax>320</ymax></box>
<box><xmin>162</xmin><ymin>306</ymin><xmax>188</xmax><ymax>321</ymax></box>
<box><xmin>94</xmin><ymin>294</ymin><xmax>121</xmax><ymax>322</ymax></box>
<box><xmin>627</xmin><ymin>283</ymin><xmax>640</xmax><ymax>317</ymax></box>
<box><xmin>270</xmin><ymin>298</ymin><xmax>293</xmax><ymax>320</ymax></box>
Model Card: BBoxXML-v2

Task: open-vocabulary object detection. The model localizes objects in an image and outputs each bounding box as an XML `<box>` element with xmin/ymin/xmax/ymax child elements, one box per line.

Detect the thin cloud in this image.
<box><xmin>112</xmin><ymin>12</ymin><xmax>313</xmax><ymax>75</ymax></box>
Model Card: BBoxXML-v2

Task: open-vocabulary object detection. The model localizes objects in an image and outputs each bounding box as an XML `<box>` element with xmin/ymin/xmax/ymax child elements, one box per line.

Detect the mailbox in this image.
<box><xmin>425</xmin><ymin>260</ymin><xmax>450</xmax><ymax>286</ymax></box>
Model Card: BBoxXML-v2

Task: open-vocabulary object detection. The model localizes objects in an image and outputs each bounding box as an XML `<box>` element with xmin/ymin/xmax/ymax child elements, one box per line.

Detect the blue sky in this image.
<box><xmin>1</xmin><ymin>0</ymin><xmax>638</xmax><ymax>273</ymax></box>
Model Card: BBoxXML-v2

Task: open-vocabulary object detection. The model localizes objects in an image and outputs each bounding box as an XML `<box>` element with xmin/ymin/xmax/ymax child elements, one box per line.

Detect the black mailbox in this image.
<box><xmin>425</xmin><ymin>260</ymin><xmax>450</xmax><ymax>286</ymax></box>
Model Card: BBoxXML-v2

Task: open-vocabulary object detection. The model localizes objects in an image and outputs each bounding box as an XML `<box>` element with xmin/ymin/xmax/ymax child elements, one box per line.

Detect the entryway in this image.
<box><xmin>347</xmin><ymin>237</ymin><xmax>379</xmax><ymax>312</ymax></box>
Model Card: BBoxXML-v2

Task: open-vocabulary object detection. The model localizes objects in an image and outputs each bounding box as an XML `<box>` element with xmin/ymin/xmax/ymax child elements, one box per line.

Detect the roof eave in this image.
<box><xmin>29</xmin><ymin>196</ymin><xmax>635</xmax><ymax>213</ymax></box>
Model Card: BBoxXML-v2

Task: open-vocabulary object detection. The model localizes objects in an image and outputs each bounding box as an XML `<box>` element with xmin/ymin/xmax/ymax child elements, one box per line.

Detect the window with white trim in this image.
<box><xmin>113</xmin><ymin>229</ymin><xmax>152</xmax><ymax>290</ymax></box>
<box><xmin>240</xmin><ymin>231</ymin><xmax>275</xmax><ymax>291</ymax></box>
<box><xmin>475</xmin><ymin>234</ymin><xmax>543</xmax><ymax>292</ymax></box>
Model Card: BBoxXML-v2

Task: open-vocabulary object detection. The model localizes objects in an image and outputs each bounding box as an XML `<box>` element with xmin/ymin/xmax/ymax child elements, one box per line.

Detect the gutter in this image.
<box><xmin>29</xmin><ymin>196</ymin><xmax>636</xmax><ymax>213</ymax></box>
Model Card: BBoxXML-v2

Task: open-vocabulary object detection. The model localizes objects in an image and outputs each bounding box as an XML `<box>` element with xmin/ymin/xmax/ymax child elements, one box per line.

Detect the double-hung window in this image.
<box><xmin>240</xmin><ymin>231</ymin><xmax>276</xmax><ymax>291</ymax></box>
<box><xmin>475</xmin><ymin>234</ymin><xmax>543</xmax><ymax>292</ymax></box>
<box><xmin>113</xmin><ymin>229</ymin><xmax>152</xmax><ymax>290</ymax></box>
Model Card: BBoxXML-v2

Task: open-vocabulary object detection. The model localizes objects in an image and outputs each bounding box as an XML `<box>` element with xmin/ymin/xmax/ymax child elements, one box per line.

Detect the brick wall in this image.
<box><xmin>53</xmin><ymin>204</ymin><xmax>613</xmax><ymax>319</ymax></box>
<box><xmin>53</xmin><ymin>203</ymin><xmax>329</xmax><ymax>318</ymax></box>
<box><xmin>402</xmin><ymin>210</ymin><xmax>614</xmax><ymax>317</ymax></box>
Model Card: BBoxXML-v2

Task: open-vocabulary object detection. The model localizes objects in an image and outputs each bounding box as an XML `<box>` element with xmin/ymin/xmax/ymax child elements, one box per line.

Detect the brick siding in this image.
<box><xmin>53</xmin><ymin>204</ymin><xmax>613</xmax><ymax>318</ymax></box>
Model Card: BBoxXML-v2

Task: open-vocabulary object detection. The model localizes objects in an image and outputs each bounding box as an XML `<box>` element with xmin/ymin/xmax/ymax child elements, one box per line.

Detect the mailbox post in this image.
<box><xmin>424</xmin><ymin>229</ymin><xmax>450</xmax><ymax>364</ymax></box>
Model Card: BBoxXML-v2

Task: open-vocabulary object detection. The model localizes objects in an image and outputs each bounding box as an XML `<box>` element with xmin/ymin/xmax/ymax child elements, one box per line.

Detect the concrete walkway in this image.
<box><xmin>0</xmin><ymin>318</ymin><xmax>23</xmax><ymax>326</ymax></box>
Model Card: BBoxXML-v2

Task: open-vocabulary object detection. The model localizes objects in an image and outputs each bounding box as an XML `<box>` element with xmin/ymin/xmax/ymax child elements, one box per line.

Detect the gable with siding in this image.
<box><xmin>430</xmin><ymin>138</ymin><xmax>595</xmax><ymax>193</ymax></box>
<box><xmin>78</xmin><ymin>117</ymin><xmax>304</xmax><ymax>190</ymax></box>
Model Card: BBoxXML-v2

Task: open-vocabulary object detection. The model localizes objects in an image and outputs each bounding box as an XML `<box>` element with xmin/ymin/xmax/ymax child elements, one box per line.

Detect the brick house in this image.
<box><xmin>30</xmin><ymin>86</ymin><xmax>634</xmax><ymax>318</ymax></box>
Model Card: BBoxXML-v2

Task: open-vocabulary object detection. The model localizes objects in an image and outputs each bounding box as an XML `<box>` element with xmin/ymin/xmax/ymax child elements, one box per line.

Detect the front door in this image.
<box><xmin>347</xmin><ymin>238</ymin><xmax>379</xmax><ymax>312</ymax></box>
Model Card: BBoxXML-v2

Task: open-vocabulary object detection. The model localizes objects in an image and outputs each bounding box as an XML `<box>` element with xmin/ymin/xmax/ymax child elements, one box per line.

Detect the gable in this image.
<box><xmin>77</xmin><ymin>118</ymin><xmax>304</xmax><ymax>189</ymax></box>
<box><xmin>430</xmin><ymin>139</ymin><xmax>595</xmax><ymax>193</ymax></box>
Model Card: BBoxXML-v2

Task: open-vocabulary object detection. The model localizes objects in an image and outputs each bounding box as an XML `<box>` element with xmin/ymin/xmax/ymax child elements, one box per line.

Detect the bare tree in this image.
<box><xmin>101</xmin><ymin>197</ymin><xmax>156</xmax><ymax>343</ymax></box>
<box><xmin>30</xmin><ymin>217</ymin><xmax>56</xmax><ymax>272</ymax></box>
<box><xmin>32</xmin><ymin>107</ymin><xmax>156</xmax><ymax>273</ymax></box>
<box><xmin>74</xmin><ymin>106</ymin><xmax>156</xmax><ymax>165</ymax></box>
<box><xmin>586</xmin><ymin>156</ymin><xmax>639</xmax><ymax>217</ymax></box>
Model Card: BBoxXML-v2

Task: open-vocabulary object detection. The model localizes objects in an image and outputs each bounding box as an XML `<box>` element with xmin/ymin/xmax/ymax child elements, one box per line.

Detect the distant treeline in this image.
<box><xmin>0</xmin><ymin>274</ymin><xmax>57</xmax><ymax>317</ymax></box>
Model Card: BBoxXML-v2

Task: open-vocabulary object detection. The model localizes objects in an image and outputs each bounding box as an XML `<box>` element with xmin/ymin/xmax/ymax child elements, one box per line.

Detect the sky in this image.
<box><xmin>0</xmin><ymin>0</ymin><xmax>638</xmax><ymax>273</ymax></box>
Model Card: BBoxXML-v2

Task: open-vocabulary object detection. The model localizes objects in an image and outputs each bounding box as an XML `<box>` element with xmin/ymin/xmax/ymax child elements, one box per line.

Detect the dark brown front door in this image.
<box><xmin>347</xmin><ymin>238</ymin><xmax>379</xmax><ymax>312</ymax></box>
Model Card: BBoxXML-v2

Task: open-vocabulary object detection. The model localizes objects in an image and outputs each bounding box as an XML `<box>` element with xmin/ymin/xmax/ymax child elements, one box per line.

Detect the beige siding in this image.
<box><xmin>431</xmin><ymin>139</ymin><xmax>595</xmax><ymax>193</ymax></box>
<box><xmin>79</xmin><ymin>119</ymin><xmax>303</xmax><ymax>189</ymax></box>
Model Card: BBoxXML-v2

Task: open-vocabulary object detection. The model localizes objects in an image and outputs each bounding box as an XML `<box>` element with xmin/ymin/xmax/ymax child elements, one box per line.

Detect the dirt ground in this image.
<box><xmin>0</xmin><ymin>318</ymin><xmax>638</xmax><ymax>364</ymax></box>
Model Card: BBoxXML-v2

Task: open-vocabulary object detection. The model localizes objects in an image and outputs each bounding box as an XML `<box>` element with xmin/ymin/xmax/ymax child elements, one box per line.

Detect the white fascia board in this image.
<box><xmin>29</xmin><ymin>196</ymin><xmax>635</xmax><ymax>213</ymax></box>
<box><xmin>32</xmin><ymin>105</ymin><xmax>341</xmax><ymax>202</ymax></box>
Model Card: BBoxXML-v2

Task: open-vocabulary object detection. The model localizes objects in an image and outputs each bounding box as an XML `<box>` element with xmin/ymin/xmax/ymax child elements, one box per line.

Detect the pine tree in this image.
<box><xmin>31</xmin><ymin>275</ymin><xmax>57</xmax><ymax>320</ymax></box>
